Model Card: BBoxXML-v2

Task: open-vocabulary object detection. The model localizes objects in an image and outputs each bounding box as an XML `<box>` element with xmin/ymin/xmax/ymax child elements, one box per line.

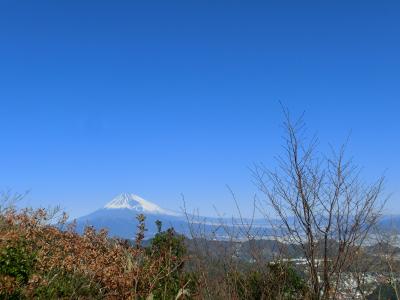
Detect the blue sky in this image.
<box><xmin>0</xmin><ymin>1</ymin><xmax>399</xmax><ymax>218</ymax></box>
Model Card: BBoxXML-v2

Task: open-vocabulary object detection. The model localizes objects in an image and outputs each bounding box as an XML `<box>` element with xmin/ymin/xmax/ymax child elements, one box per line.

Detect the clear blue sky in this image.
<box><xmin>0</xmin><ymin>1</ymin><xmax>399</xmax><ymax>218</ymax></box>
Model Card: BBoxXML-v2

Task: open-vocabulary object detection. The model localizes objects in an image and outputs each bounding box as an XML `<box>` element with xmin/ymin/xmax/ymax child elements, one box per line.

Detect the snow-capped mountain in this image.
<box><xmin>74</xmin><ymin>193</ymin><xmax>273</xmax><ymax>240</ymax></box>
<box><xmin>74</xmin><ymin>193</ymin><xmax>188</xmax><ymax>239</ymax></box>
<box><xmin>104</xmin><ymin>193</ymin><xmax>180</xmax><ymax>216</ymax></box>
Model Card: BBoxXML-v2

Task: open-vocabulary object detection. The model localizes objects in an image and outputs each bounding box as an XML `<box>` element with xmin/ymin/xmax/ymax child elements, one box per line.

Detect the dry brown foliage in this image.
<box><xmin>0</xmin><ymin>207</ymin><xmax>187</xmax><ymax>299</ymax></box>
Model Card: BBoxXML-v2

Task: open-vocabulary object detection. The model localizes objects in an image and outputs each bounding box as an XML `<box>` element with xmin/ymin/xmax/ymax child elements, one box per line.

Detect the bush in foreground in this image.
<box><xmin>0</xmin><ymin>207</ymin><xmax>308</xmax><ymax>299</ymax></box>
<box><xmin>0</xmin><ymin>208</ymin><xmax>189</xmax><ymax>299</ymax></box>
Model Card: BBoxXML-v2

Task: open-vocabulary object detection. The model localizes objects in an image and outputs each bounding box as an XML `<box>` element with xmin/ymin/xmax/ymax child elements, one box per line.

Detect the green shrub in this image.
<box><xmin>267</xmin><ymin>262</ymin><xmax>307</xmax><ymax>298</ymax></box>
<box><xmin>146</xmin><ymin>221</ymin><xmax>189</xmax><ymax>299</ymax></box>
<box><xmin>0</xmin><ymin>240</ymin><xmax>36</xmax><ymax>284</ymax></box>
<box><xmin>228</xmin><ymin>262</ymin><xmax>307</xmax><ymax>299</ymax></box>
<box><xmin>367</xmin><ymin>282</ymin><xmax>400</xmax><ymax>300</ymax></box>
<box><xmin>33</xmin><ymin>270</ymin><xmax>103</xmax><ymax>299</ymax></box>
<box><xmin>0</xmin><ymin>239</ymin><xmax>36</xmax><ymax>299</ymax></box>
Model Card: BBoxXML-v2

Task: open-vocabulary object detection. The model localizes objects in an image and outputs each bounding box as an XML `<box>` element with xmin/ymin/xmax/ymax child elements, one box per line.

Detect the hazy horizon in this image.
<box><xmin>0</xmin><ymin>1</ymin><xmax>399</xmax><ymax>219</ymax></box>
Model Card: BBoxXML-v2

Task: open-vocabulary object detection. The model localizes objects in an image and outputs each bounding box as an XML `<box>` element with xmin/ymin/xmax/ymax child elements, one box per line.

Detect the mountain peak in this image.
<box><xmin>104</xmin><ymin>193</ymin><xmax>180</xmax><ymax>216</ymax></box>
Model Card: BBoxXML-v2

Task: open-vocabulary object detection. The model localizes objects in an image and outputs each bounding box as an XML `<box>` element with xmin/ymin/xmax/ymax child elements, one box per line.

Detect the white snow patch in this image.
<box><xmin>104</xmin><ymin>193</ymin><xmax>181</xmax><ymax>216</ymax></box>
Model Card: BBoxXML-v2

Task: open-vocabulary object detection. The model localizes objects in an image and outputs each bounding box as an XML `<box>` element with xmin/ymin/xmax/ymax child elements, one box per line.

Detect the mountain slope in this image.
<box><xmin>104</xmin><ymin>193</ymin><xmax>180</xmax><ymax>216</ymax></box>
<box><xmin>75</xmin><ymin>193</ymin><xmax>188</xmax><ymax>239</ymax></box>
<box><xmin>74</xmin><ymin>193</ymin><xmax>400</xmax><ymax>241</ymax></box>
<box><xmin>74</xmin><ymin>193</ymin><xmax>274</xmax><ymax>240</ymax></box>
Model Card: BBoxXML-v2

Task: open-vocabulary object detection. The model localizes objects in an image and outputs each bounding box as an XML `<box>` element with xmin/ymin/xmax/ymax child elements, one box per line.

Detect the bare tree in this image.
<box><xmin>251</xmin><ymin>110</ymin><xmax>386</xmax><ymax>300</ymax></box>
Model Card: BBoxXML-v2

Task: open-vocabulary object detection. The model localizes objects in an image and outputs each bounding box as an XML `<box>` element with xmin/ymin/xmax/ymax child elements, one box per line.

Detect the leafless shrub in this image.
<box><xmin>251</xmin><ymin>109</ymin><xmax>386</xmax><ymax>299</ymax></box>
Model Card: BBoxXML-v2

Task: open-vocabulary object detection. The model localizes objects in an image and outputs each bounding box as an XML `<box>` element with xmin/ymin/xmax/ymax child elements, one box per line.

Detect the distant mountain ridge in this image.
<box><xmin>74</xmin><ymin>193</ymin><xmax>400</xmax><ymax>240</ymax></box>
<box><xmin>75</xmin><ymin>193</ymin><xmax>273</xmax><ymax>240</ymax></box>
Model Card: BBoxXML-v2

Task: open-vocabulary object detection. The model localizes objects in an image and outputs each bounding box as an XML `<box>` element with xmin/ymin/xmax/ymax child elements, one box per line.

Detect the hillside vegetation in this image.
<box><xmin>0</xmin><ymin>205</ymin><xmax>311</xmax><ymax>299</ymax></box>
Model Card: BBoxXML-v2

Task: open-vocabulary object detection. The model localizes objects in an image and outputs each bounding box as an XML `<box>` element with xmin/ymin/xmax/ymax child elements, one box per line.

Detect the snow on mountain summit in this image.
<box><xmin>104</xmin><ymin>193</ymin><xmax>180</xmax><ymax>216</ymax></box>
